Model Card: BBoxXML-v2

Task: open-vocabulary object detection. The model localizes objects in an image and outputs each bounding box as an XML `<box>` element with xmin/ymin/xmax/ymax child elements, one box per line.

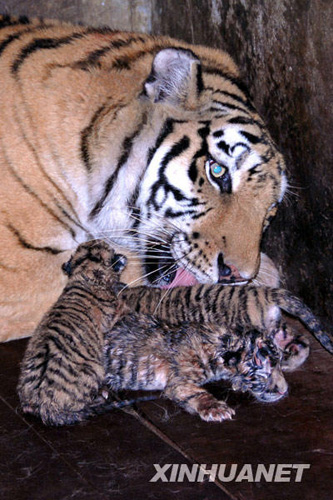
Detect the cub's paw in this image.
<box><xmin>274</xmin><ymin>324</ymin><xmax>310</xmax><ymax>372</ymax></box>
<box><xmin>281</xmin><ymin>334</ymin><xmax>310</xmax><ymax>372</ymax></box>
<box><xmin>196</xmin><ymin>394</ymin><xmax>235</xmax><ymax>422</ymax></box>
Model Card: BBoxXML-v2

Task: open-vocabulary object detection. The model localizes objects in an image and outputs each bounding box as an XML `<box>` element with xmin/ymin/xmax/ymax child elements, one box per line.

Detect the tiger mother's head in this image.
<box><xmin>91</xmin><ymin>45</ymin><xmax>287</xmax><ymax>288</ymax></box>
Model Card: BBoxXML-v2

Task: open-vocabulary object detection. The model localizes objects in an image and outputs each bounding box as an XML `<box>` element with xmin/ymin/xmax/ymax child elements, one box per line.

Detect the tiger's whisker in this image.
<box><xmin>96</xmin><ymin>231</ymin><xmax>170</xmax><ymax>246</ymax></box>
<box><xmin>103</xmin><ymin>235</ymin><xmax>169</xmax><ymax>247</ymax></box>
<box><xmin>117</xmin><ymin>261</ymin><xmax>177</xmax><ymax>291</ymax></box>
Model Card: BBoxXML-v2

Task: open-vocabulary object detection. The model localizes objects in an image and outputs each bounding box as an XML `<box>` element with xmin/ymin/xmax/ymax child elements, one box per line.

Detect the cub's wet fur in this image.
<box><xmin>18</xmin><ymin>241</ymin><xmax>129</xmax><ymax>425</ymax></box>
<box><xmin>18</xmin><ymin>241</ymin><xmax>331</xmax><ymax>425</ymax></box>
<box><xmin>123</xmin><ymin>282</ymin><xmax>333</xmax><ymax>355</ymax></box>
<box><xmin>104</xmin><ymin>315</ymin><xmax>288</xmax><ymax>423</ymax></box>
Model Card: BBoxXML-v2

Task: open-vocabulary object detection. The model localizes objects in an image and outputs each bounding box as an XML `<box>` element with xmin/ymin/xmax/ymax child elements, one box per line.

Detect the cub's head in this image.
<box><xmin>133</xmin><ymin>47</ymin><xmax>287</xmax><ymax>287</ymax></box>
<box><xmin>229</xmin><ymin>333</ymin><xmax>288</xmax><ymax>403</ymax></box>
<box><xmin>62</xmin><ymin>240</ymin><xmax>127</xmax><ymax>283</ymax></box>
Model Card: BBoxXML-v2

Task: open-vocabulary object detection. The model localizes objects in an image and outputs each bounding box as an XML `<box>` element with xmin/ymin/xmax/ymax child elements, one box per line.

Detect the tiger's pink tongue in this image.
<box><xmin>162</xmin><ymin>267</ymin><xmax>199</xmax><ymax>288</ymax></box>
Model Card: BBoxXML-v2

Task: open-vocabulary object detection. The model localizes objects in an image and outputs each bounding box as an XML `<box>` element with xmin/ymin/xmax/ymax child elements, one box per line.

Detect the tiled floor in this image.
<box><xmin>1</xmin><ymin>320</ymin><xmax>332</xmax><ymax>500</ymax></box>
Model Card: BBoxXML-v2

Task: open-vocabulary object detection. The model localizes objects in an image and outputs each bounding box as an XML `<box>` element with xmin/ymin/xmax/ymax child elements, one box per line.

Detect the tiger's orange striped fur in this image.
<box><xmin>0</xmin><ymin>15</ymin><xmax>286</xmax><ymax>341</ymax></box>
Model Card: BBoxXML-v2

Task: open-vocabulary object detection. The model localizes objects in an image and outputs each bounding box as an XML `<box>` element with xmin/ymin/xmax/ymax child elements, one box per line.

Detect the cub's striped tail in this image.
<box><xmin>21</xmin><ymin>394</ymin><xmax>157</xmax><ymax>426</ymax></box>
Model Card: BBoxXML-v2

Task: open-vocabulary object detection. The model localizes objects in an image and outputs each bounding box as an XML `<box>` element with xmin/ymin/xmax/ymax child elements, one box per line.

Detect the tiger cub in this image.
<box><xmin>17</xmin><ymin>241</ymin><xmax>129</xmax><ymax>426</ymax></box>
<box><xmin>122</xmin><ymin>280</ymin><xmax>333</xmax><ymax>355</ymax></box>
<box><xmin>103</xmin><ymin>315</ymin><xmax>288</xmax><ymax>423</ymax></box>
<box><xmin>18</xmin><ymin>240</ymin><xmax>330</xmax><ymax>425</ymax></box>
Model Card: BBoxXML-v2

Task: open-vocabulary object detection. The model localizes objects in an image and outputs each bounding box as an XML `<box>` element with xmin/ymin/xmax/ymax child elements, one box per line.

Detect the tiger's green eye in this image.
<box><xmin>210</xmin><ymin>162</ymin><xmax>226</xmax><ymax>178</ymax></box>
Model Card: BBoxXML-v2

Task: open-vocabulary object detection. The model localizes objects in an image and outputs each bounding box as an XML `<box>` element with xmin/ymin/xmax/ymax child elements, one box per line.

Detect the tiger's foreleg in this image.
<box><xmin>163</xmin><ymin>349</ymin><xmax>235</xmax><ymax>422</ymax></box>
<box><xmin>164</xmin><ymin>381</ymin><xmax>235</xmax><ymax>422</ymax></box>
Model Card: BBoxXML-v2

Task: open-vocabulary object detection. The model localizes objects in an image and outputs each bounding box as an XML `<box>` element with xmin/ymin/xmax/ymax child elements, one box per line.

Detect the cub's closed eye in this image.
<box><xmin>254</xmin><ymin>346</ymin><xmax>271</xmax><ymax>366</ymax></box>
<box><xmin>205</xmin><ymin>158</ymin><xmax>232</xmax><ymax>194</ymax></box>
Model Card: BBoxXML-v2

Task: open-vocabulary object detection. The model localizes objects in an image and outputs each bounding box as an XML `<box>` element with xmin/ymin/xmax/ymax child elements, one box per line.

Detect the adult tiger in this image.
<box><xmin>0</xmin><ymin>15</ymin><xmax>287</xmax><ymax>341</ymax></box>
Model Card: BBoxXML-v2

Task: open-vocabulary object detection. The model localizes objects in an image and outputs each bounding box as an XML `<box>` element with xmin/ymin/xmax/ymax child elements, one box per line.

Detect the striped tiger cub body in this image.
<box><xmin>123</xmin><ymin>282</ymin><xmax>333</xmax><ymax>355</ymax></box>
<box><xmin>104</xmin><ymin>314</ymin><xmax>288</xmax><ymax>423</ymax></box>
<box><xmin>18</xmin><ymin>241</ymin><xmax>331</xmax><ymax>426</ymax></box>
<box><xmin>0</xmin><ymin>15</ymin><xmax>287</xmax><ymax>341</ymax></box>
<box><xmin>17</xmin><ymin>241</ymin><xmax>129</xmax><ymax>425</ymax></box>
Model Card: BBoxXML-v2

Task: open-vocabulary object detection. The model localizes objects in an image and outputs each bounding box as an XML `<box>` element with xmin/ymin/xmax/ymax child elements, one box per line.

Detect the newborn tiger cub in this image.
<box><xmin>18</xmin><ymin>241</ymin><xmax>130</xmax><ymax>426</ymax></box>
<box><xmin>122</xmin><ymin>281</ymin><xmax>333</xmax><ymax>356</ymax></box>
<box><xmin>18</xmin><ymin>240</ymin><xmax>287</xmax><ymax>425</ymax></box>
<box><xmin>104</xmin><ymin>315</ymin><xmax>288</xmax><ymax>422</ymax></box>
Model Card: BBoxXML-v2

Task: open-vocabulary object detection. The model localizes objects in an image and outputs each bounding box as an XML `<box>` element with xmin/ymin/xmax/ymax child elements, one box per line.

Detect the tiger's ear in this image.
<box><xmin>144</xmin><ymin>48</ymin><xmax>203</xmax><ymax>109</ymax></box>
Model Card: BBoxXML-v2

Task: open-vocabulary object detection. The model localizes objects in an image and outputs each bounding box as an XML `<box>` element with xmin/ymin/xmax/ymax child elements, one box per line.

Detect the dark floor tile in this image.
<box><xmin>0</xmin><ymin>340</ymin><xmax>230</xmax><ymax>500</ymax></box>
<box><xmin>1</xmin><ymin>321</ymin><xmax>332</xmax><ymax>500</ymax></box>
<box><xmin>0</xmin><ymin>398</ymin><xmax>99</xmax><ymax>500</ymax></box>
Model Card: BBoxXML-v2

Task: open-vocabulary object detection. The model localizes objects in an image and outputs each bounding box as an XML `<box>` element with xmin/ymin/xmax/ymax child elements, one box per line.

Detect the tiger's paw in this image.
<box><xmin>196</xmin><ymin>395</ymin><xmax>235</xmax><ymax>422</ymax></box>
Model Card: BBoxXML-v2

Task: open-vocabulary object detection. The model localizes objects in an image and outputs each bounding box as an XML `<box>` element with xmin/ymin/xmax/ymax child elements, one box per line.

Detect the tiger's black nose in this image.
<box><xmin>217</xmin><ymin>253</ymin><xmax>232</xmax><ymax>280</ymax></box>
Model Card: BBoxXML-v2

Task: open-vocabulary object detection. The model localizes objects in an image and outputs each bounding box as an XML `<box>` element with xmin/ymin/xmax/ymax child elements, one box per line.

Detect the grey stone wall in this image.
<box><xmin>0</xmin><ymin>0</ymin><xmax>152</xmax><ymax>31</ymax></box>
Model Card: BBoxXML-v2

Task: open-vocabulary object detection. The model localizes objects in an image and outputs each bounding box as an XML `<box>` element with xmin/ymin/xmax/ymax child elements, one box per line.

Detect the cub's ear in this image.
<box><xmin>62</xmin><ymin>258</ymin><xmax>73</xmax><ymax>276</ymax></box>
<box><xmin>144</xmin><ymin>48</ymin><xmax>203</xmax><ymax>109</ymax></box>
